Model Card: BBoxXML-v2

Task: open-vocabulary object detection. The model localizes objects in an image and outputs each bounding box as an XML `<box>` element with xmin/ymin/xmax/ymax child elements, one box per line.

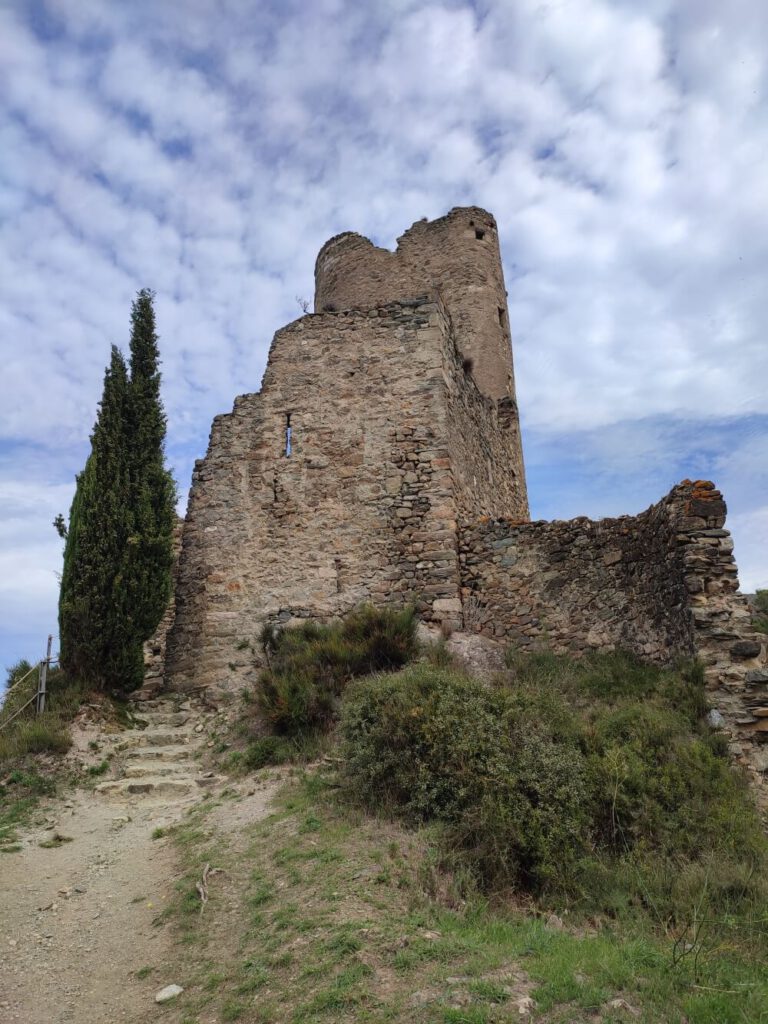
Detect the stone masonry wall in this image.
<box><xmin>166</xmin><ymin>293</ymin><xmax>523</xmax><ymax>691</ymax></box>
<box><xmin>459</xmin><ymin>491</ymin><xmax>693</xmax><ymax>658</ymax></box>
<box><xmin>459</xmin><ymin>480</ymin><xmax>768</xmax><ymax>799</ymax></box>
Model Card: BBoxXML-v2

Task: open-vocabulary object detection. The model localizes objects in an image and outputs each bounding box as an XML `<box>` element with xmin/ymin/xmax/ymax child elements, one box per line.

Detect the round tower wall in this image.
<box><xmin>314</xmin><ymin>207</ymin><xmax>515</xmax><ymax>403</ymax></box>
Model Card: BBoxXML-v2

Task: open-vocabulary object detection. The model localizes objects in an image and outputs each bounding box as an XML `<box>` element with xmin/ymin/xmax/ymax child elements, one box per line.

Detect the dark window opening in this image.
<box><xmin>469</xmin><ymin>219</ymin><xmax>475</xmax><ymax>226</ymax></box>
<box><xmin>498</xmin><ymin>306</ymin><xmax>505</xmax><ymax>328</ymax></box>
<box><xmin>285</xmin><ymin>413</ymin><xmax>292</xmax><ymax>457</ymax></box>
<box><xmin>475</xmin><ymin>229</ymin><xmax>485</xmax><ymax>240</ymax></box>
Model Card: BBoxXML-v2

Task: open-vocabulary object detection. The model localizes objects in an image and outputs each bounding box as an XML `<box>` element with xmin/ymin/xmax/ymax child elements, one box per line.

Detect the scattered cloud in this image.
<box><xmin>1</xmin><ymin>0</ymin><xmax>766</xmax><ymax>667</ymax></box>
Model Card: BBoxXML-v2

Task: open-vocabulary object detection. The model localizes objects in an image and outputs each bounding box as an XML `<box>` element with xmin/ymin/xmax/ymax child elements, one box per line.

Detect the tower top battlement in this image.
<box><xmin>314</xmin><ymin>207</ymin><xmax>516</xmax><ymax>405</ymax></box>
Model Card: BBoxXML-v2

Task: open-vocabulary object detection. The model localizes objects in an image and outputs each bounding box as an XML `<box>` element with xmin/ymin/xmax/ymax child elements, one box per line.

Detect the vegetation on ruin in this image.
<box><xmin>342</xmin><ymin>652</ymin><xmax>767</xmax><ymax>929</ymax></box>
<box><xmin>254</xmin><ymin>605</ymin><xmax>418</xmax><ymax>735</ymax></box>
<box><xmin>57</xmin><ymin>288</ymin><xmax>175</xmax><ymax>693</ymax></box>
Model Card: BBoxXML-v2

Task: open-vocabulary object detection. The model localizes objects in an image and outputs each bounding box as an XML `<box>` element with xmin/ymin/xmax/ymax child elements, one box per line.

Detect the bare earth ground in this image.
<box><xmin>0</xmin><ymin>779</ymin><xmax>279</xmax><ymax>1024</ymax></box>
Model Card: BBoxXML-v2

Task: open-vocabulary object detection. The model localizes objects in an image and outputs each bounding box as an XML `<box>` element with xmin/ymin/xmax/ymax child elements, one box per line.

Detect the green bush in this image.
<box><xmin>256</xmin><ymin>605</ymin><xmax>417</xmax><ymax>735</ymax></box>
<box><xmin>754</xmin><ymin>589</ymin><xmax>768</xmax><ymax>634</ymax></box>
<box><xmin>341</xmin><ymin>652</ymin><xmax>768</xmax><ymax>913</ymax></box>
<box><xmin>342</xmin><ymin>665</ymin><xmax>590</xmax><ymax>892</ymax></box>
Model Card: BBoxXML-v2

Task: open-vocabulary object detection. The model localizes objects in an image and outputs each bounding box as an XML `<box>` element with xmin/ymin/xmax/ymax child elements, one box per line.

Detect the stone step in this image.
<box><xmin>141</xmin><ymin>712</ymin><xmax>191</xmax><ymax>728</ymax></box>
<box><xmin>129</xmin><ymin>698</ymin><xmax>192</xmax><ymax>712</ymax></box>
<box><xmin>125</xmin><ymin>745</ymin><xmax>195</xmax><ymax>762</ymax></box>
<box><xmin>95</xmin><ymin>777</ymin><xmax>198</xmax><ymax>799</ymax></box>
<box><xmin>123</xmin><ymin>762</ymin><xmax>195</xmax><ymax>778</ymax></box>
<box><xmin>95</xmin><ymin>774</ymin><xmax>222</xmax><ymax>800</ymax></box>
<box><xmin>118</xmin><ymin>730</ymin><xmax>192</xmax><ymax>750</ymax></box>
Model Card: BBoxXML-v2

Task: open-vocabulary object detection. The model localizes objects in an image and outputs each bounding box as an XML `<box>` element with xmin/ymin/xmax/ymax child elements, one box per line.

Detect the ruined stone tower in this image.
<box><xmin>164</xmin><ymin>205</ymin><xmax>766</xmax><ymax>797</ymax></box>
<box><xmin>167</xmin><ymin>207</ymin><xmax>528</xmax><ymax>690</ymax></box>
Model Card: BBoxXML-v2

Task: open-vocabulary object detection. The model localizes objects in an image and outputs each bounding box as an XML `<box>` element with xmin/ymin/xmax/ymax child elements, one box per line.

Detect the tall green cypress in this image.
<box><xmin>124</xmin><ymin>288</ymin><xmax>176</xmax><ymax>644</ymax></box>
<box><xmin>59</xmin><ymin>347</ymin><xmax>133</xmax><ymax>686</ymax></box>
<box><xmin>58</xmin><ymin>290</ymin><xmax>176</xmax><ymax>693</ymax></box>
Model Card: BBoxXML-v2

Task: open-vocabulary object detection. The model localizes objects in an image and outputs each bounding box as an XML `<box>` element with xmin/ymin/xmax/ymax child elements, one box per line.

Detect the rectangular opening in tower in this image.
<box><xmin>285</xmin><ymin>412</ymin><xmax>292</xmax><ymax>457</ymax></box>
<box><xmin>475</xmin><ymin>229</ymin><xmax>485</xmax><ymax>240</ymax></box>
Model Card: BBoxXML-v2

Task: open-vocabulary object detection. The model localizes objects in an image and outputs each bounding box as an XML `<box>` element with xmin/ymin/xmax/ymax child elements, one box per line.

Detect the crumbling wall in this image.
<box><xmin>460</xmin><ymin>480</ymin><xmax>767</xmax><ymax>797</ymax></box>
<box><xmin>167</xmin><ymin>293</ymin><xmax>524</xmax><ymax>691</ymax></box>
<box><xmin>459</xmin><ymin>491</ymin><xmax>692</xmax><ymax>658</ymax></box>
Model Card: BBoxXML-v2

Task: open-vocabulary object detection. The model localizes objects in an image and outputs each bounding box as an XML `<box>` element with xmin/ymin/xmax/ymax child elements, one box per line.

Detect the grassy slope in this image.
<box><xmin>159</xmin><ymin>771</ymin><xmax>768</xmax><ymax>1024</ymax></box>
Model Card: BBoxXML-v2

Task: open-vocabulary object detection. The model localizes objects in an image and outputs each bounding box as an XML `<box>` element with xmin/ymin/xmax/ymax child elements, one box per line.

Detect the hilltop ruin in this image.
<box><xmin>157</xmin><ymin>206</ymin><xmax>766</xmax><ymax>792</ymax></box>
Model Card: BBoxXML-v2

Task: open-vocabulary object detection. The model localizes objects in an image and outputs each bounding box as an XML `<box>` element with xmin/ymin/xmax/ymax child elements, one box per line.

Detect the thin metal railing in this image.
<box><xmin>0</xmin><ymin>635</ymin><xmax>58</xmax><ymax>733</ymax></box>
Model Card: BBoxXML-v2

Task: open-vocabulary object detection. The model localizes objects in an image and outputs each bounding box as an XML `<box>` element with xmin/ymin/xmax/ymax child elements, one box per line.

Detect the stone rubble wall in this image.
<box><xmin>459</xmin><ymin>480</ymin><xmax>767</xmax><ymax>798</ymax></box>
<box><xmin>166</xmin><ymin>294</ymin><xmax>525</xmax><ymax>691</ymax></box>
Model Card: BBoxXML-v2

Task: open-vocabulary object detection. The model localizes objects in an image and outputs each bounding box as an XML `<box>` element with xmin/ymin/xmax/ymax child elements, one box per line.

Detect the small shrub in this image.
<box><xmin>244</xmin><ymin>736</ymin><xmax>288</xmax><ymax>769</ymax></box>
<box><xmin>256</xmin><ymin>605</ymin><xmax>417</xmax><ymax>735</ymax></box>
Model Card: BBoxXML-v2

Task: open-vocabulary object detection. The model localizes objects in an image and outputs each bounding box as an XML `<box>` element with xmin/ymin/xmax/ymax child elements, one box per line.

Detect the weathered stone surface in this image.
<box><xmin>731</xmin><ymin>640</ymin><xmax>762</xmax><ymax>659</ymax></box>
<box><xmin>155</xmin><ymin>984</ymin><xmax>183</xmax><ymax>1003</ymax></box>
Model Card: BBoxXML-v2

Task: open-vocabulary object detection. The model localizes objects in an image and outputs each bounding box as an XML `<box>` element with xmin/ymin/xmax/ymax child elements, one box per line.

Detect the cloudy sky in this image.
<box><xmin>1</xmin><ymin>0</ymin><xmax>766</xmax><ymax>672</ymax></box>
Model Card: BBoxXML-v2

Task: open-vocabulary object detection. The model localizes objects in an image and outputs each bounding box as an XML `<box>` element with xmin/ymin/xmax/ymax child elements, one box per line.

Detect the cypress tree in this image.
<box><xmin>59</xmin><ymin>347</ymin><xmax>133</xmax><ymax>686</ymax></box>
<box><xmin>123</xmin><ymin>288</ymin><xmax>176</xmax><ymax>649</ymax></box>
<box><xmin>58</xmin><ymin>290</ymin><xmax>176</xmax><ymax>692</ymax></box>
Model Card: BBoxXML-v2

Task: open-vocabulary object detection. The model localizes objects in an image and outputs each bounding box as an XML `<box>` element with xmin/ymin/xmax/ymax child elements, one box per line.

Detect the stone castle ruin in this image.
<box><xmin>160</xmin><ymin>206</ymin><xmax>767</xmax><ymax>792</ymax></box>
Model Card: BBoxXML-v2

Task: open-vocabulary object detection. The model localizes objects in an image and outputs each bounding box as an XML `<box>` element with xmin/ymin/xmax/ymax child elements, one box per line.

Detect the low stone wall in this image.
<box><xmin>459</xmin><ymin>480</ymin><xmax>767</xmax><ymax>800</ymax></box>
<box><xmin>460</xmin><ymin>489</ymin><xmax>692</xmax><ymax>658</ymax></box>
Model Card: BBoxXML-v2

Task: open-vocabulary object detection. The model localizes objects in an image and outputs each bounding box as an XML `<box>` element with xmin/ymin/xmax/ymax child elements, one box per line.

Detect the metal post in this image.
<box><xmin>36</xmin><ymin>635</ymin><xmax>52</xmax><ymax>715</ymax></box>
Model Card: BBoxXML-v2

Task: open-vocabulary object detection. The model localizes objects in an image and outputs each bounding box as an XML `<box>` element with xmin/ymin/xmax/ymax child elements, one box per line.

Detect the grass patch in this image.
<box><xmin>0</xmin><ymin>768</ymin><xmax>55</xmax><ymax>845</ymax></box>
<box><xmin>0</xmin><ymin>661</ymin><xmax>87</xmax><ymax>765</ymax></box>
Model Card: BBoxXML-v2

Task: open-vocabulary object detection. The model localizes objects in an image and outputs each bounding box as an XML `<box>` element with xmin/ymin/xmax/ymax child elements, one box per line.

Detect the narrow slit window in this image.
<box><xmin>285</xmin><ymin>413</ymin><xmax>292</xmax><ymax>457</ymax></box>
<box><xmin>498</xmin><ymin>306</ymin><xmax>505</xmax><ymax>328</ymax></box>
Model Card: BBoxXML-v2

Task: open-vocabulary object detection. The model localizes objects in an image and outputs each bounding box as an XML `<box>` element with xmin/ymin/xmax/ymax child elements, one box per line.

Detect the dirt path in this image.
<box><xmin>0</xmin><ymin>699</ymin><xmax>280</xmax><ymax>1024</ymax></box>
<box><xmin>1</xmin><ymin>788</ymin><xmax>184</xmax><ymax>1023</ymax></box>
